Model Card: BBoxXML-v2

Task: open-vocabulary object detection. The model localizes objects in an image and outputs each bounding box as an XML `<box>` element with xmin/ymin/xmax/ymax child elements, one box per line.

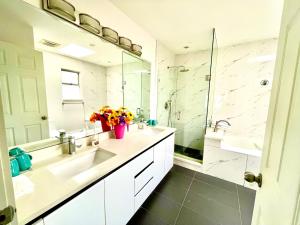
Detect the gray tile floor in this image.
<box><xmin>128</xmin><ymin>165</ymin><xmax>256</xmax><ymax>225</ymax></box>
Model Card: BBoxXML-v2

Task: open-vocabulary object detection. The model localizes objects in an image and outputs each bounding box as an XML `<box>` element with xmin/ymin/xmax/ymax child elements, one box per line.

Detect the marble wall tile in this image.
<box><xmin>106</xmin><ymin>64</ymin><xmax>123</xmax><ymax>109</ymax></box>
<box><xmin>203</xmin><ymin>145</ymin><xmax>247</xmax><ymax>185</ymax></box>
<box><xmin>106</xmin><ymin>62</ymin><xmax>150</xmax><ymax>118</ymax></box>
<box><xmin>156</xmin><ymin>42</ymin><xmax>176</xmax><ymax>126</ymax></box>
<box><xmin>157</xmin><ymin>39</ymin><xmax>277</xmax><ymax>155</ymax></box>
<box><xmin>173</xmin><ymin>50</ymin><xmax>211</xmax><ymax>150</ymax></box>
<box><xmin>213</xmin><ymin>39</ymin><xmax>278</xmax><ymax>145</ymax></box>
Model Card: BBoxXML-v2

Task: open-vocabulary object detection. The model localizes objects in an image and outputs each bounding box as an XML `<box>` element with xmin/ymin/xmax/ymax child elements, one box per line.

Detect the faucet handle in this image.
<box><xmin>56</xmin><ymin>129</ymin><xmax>66</xmax><ymax>143</ymax></box>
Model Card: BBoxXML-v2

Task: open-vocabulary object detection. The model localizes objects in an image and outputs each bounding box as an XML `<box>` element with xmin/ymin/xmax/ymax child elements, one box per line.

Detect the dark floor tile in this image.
<box><xmin>154</xmin><ymin>177</ymin><xmax>188</xmax><ymax>204</ymax></box>
<box><xmin>195</xmin><ymin>172</ymin><xmax>237</xmax><ymax>193</ymax></box>
<box><xmin>142</xmin><ymin>192</ymin><xmax>181</xmax><ymax>225</ymax></box>
<box><xmin>237</xmin><ymin>185</ymin><xmax>256</xmax><ymax>225</ymax></box>
<box><xmin>127</xmin><ymin>208</ymin><xmax>168</xmax><ymax>225</ymax></box>
<box><xmin>189</xmin><ymin>178</ymin><xmax>239</xmax><ymax>209</ymax></box>
<box><xmin>172</xmin><ymin>165</ymin><xmax>196</xmax><ymax>177</ymax></box>
<box><xmin>184</xmin><ymin>191</ymin><xmax>241</xmax><ymax>225</ymax></box>
<box><xmin>163</xmin><ymin>169</ymin><xmax>194</xmax><ymax>190</ymax></box>
<box><xmin>175</xmin><ymin>207</ymin><xmax>221</xmax><ymax>225</ymax></box>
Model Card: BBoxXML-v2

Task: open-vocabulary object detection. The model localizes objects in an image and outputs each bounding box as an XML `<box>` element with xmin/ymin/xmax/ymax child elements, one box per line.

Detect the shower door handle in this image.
<box><xmin>176</xmin><ymin>111</ymin><xmax>181</xmax><ymax>120</ymax></box>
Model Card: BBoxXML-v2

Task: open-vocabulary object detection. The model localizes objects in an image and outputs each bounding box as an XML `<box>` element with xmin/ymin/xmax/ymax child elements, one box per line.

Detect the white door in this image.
<box><xmin>0</xmin><ymin>41</ymin><xmax>49</xmax><ymax>147</ymax></box>
<box><xmin>251</xmin><ymin>1</ymin><xmax>300</xmax><ymax>224</ymax></box>
<box><xmin>0</xmin><ymin>95</ymin><xmax>18</xmax><ymax>225</ymax></box>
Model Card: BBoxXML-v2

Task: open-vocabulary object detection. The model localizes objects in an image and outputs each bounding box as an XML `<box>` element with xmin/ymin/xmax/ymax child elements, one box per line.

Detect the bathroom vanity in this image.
<box><xmin>13</xmin><ymin>126</ymin><xmax>175</xmax><ymax>225</ymax></box>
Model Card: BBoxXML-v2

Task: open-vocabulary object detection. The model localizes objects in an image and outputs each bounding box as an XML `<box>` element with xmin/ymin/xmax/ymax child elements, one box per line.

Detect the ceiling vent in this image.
<box><xmin>40</xmin><ymin>39</ymin><xmax>61</xmax><ymax>47</ymax></box>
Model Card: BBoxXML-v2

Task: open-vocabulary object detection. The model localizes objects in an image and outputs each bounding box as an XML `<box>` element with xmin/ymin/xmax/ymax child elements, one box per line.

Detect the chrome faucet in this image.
<box><xmin>138</xmin><ymin>118</ymin><xmax>147</xmax><ymax>129</ymax></box>
<box><xmin>214</xmin><ymin>120</ymin><xmax>231</xmax><ymax>132</ymax></box>
<box><xmin>135</xmin><ymin>108</ymin><xmax>147</xmax><ymax>129</ymax></box>
<box><xmin>67</xmin><ymin>136</ymin><xmax>76</xmax><ymax>155</ymax></box>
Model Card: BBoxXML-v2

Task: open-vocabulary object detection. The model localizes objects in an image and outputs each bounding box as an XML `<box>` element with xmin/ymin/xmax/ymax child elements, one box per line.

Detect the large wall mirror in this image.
<box><xmin>123</xmin><ymin>52</ymin><xmax>151</xmax><ymax>121</ymax></box>
<box><xmin>0</xmin><ymin>0</ymin><xmax>151</xmax><ymax>150</ymax></box>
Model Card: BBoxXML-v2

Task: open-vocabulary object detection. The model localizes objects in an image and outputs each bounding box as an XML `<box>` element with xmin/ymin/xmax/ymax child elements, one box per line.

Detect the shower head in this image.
<box><xmin>167</xmin><ymin>65</ymin><xmax>189</xmax><ymax>72</ymax></box>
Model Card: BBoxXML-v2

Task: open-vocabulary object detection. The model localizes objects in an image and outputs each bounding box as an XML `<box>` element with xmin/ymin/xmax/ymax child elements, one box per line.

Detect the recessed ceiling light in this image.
<box><xmin>59</xmin><ymin>44</ymin><xmax>95</xmax><ymax>58</ymax></box>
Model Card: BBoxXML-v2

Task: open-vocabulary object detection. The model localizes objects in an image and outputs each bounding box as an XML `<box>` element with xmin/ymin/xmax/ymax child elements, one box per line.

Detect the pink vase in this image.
<box><xmin>114</xmin><ymin>124</ymin><xmax>126</xmax><ymax>139</ymax></box>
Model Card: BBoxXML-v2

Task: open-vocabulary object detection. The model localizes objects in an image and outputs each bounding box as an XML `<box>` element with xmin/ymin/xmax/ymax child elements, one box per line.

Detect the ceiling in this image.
<box><xmin>110</xmin><ymin>0</ymin><xmax>284</xmax><ymax>54</ymax></box>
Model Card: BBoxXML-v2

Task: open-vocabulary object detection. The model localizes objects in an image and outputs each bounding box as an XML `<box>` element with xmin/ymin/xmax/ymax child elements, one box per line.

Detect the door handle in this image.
<box><xmin>244</xmin><ymin>172</ymin><xmax>262</xmax><ymax>187</ymax></box>
<box><xmin>41</xmin><ymin>116</ymin><xmax>48</xmax><ymax>120</ymax></box>
<box><xmin>0</xmin><ymin>205</ymin><xmax>16</xmax><ymax>225</ymax></box>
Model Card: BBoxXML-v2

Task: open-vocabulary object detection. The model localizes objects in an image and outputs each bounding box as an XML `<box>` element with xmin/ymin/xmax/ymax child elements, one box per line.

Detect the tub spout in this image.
<box><xmin>214</xmin><ymin>120</ymin><xmax>231</xmax><ymax>132</ymax></box>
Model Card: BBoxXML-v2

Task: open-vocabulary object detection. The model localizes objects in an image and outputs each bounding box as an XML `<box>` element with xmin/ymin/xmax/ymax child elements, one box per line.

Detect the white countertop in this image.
<box><xmin>13</xmin><ymin>126</ymin><xmax>175</xmax><ymax>225</ymax></box>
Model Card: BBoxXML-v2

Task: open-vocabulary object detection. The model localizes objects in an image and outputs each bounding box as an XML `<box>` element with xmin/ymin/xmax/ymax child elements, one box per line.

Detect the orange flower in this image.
<box><xmin>90</xmin><ymin>112</ymin><xmax>97</xmax><ymax>123</ymax></box>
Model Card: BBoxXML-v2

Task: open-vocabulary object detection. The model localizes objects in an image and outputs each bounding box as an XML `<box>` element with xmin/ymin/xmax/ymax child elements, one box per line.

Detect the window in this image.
<box><xmin>61</xmin><ymin>69</ymin><xmax>81</xmax><ymax>100</ymax></box>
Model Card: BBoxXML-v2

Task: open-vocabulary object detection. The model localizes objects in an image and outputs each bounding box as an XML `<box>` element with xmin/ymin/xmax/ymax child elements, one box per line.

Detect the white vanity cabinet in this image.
<box><xmin>105</xmin><ymin>147</ymin><xmax>154</xmax><ymax>225</ymax></box>
<box><xmin>38</xmin><ymin>133</ymin><xmax>175</xmax><ymax>225</ymax></box>
<box><xmin>164</xmin><ymin>134</ymin><xmax>175</xmax><ymax>174</ymax></box>
<box><xmin>43</xmin><ymin>180</ymin><xmax>105</xmax><ymax>225</ymax></box>
<box><xmin>32</xmin><ymin>220</ymin><xmax>45</xmax><ymax>225</ymax></box>
<box><xmin>153</xmin><ymin>140</ymin><xmax>166</xmax><ymax>186</ymax></box>
<box><xmin>105</xmin><ymin>161</ymin><xmax>135</xmax><ymax>225</ymax></box>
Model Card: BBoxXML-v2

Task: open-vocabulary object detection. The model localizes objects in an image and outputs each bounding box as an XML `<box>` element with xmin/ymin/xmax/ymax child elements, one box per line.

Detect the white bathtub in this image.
<box><xmin>221</xmin><ymin>135</ymin><xmax>262</xmax><ymax>157</ymax></box>
<box><xmin>203</xmin><ymin>129</ymin><xmax>262</xmax><ymax>189</ymax></box>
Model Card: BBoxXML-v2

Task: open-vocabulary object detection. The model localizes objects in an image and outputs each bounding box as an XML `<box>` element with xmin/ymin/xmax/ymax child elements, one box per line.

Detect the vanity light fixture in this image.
<box><xmin>59</xmin><ymin>44</ymin><xmax>95</xmax><ymax>58</ymax></box>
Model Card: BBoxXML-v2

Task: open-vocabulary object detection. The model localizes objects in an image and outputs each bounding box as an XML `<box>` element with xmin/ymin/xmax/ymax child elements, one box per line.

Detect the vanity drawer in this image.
<box><xmin>134</xmin><ymin>162</ymin><xmax>154</xmax><ymax>195</ymax></box>
<box><xmin>131</xmin><ymin>148</ymin><xmax>154</xmax><ymax>175</ymax></box>
<box><xmin>134</xmin><ymin>177</ymin><xmax>155</xmax><ymax>211</ymax></box>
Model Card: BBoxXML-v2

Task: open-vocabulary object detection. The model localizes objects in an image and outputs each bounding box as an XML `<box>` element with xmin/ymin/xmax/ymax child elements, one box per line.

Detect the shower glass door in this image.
<box><xmin>157</xmin><ymin>29</ymin><xmax>218</xmax><ymax>163</ymax></box>
<box><xmin>172</xmin><ymin>57</ymin><xmax>211</xmax><ymax>162</ymax></box>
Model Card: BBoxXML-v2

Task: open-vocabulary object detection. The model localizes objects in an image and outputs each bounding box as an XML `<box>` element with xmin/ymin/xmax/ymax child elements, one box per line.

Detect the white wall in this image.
<box><xmin>0</xmin><ymin>9</ymin><xmax>34</xmax><ymax>49</ymax></box>
<box><xmin>42</xmin><ymin>52</ymin><xmax>107</xmax><ymax>134</ymax></box>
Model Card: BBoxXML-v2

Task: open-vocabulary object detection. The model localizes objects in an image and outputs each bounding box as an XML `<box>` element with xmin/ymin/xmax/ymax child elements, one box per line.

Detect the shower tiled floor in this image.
<box><xmin>127</xmin><ymin>165</ymin><xmax>256</xmax><ymax>225</ymax></box>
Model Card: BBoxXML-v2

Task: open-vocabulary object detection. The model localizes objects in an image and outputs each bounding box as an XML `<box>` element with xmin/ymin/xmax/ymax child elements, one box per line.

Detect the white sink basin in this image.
<box><xmin>141</xmin><ymin>127</ymin><xmax>165</xmax><ymax>136</ymax></box>
<box><xmin>48</xmin><ymin>149</ymin><xmax>116</xmax><ymax>180</ymax></box>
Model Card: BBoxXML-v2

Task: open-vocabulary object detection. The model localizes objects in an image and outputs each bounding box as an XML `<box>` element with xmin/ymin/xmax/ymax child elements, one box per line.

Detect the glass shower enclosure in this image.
<box><xmin>158</xmin><ymin>29</ymin><xmax>218</xmax><ymax>163</ymax></box>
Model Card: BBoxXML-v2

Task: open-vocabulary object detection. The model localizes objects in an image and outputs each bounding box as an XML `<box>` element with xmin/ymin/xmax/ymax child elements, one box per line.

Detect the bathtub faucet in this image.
<box><xmin>214</xmin><ymin>120</ymin><xmax>231</xmax><ymax>132</ymax></box>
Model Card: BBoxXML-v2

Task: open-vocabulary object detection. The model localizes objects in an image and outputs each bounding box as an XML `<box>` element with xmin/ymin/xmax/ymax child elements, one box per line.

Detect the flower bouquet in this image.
<box><xmin>107</xmin><ymin>107</ymin><xmax>134</xmax><ymax>139</ymax></box>
<box><xmin>90</xmin><ymin>106</ymin><xmax>113</xmax><ymax>132</ymax></box>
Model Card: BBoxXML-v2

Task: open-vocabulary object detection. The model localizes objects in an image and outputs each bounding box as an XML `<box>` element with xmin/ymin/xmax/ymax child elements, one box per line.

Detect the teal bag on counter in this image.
<box><xmin>16</xmin><ymin>152</ymin><xmax>32</xmax><ymax>171</ymax></box>
<box><xmin>10</xmin><ymin>158</ymin><xmax>20</xmax><ymax>177</ymax></box>
<box><xmin>9</xmin><ymin>147</ymin><xmax>24</xmax><ymax>156</ymax></box>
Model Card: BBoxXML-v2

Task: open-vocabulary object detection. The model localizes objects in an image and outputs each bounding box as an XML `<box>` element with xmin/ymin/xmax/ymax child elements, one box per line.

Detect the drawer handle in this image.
<box><xmin>135</xmin><ymin>177</ymin><xmax>153</xmax><ymax>197</ymax></box>
<box><xmin>134</xmin><ymin>161</ymin><xmax>154</xmax><ymax>178</ymax></box>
